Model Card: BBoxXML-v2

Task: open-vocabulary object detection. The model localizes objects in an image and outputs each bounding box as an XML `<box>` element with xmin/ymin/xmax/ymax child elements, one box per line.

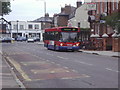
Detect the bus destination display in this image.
<box><xmin>61</xmin><ymin>28</ymin><xmax>78</xmax><ymax>31</ymax></box>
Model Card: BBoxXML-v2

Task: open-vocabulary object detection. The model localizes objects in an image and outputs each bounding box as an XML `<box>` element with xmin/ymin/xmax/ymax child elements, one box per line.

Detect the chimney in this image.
<box><xmin>61</xmin><ymin>7</ymin><xmax>65</xmax><ymax>13</ymax></box>
<box><xmin>45</xmin><ymin>13</ymin><xmax>49</xmax><ymax>17</ymax></box>
<box><xmin>76</xmin><ymin>1</ymin><xmax>82</xmax><ymax>8</ymax></box>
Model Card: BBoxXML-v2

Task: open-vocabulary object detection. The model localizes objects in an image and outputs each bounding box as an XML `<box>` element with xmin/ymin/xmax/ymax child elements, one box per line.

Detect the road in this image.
<box><xmin>2</xmin><ymin>42</ymin><xmax>118</xmax><ymax>88</ymax></box>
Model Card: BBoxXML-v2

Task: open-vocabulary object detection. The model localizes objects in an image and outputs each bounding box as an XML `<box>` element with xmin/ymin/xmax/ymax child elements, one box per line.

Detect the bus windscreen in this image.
<box><xmin>60</xmin><ymin>32</ymin><xmax>79</xmax><ymax>42</ymax></box>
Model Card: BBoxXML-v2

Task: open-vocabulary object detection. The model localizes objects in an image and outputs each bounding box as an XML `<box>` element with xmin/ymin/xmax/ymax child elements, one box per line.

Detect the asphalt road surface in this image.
<box><xmin>2</xmin><ymin>42</ymin><xmax>119</xmax><ymax>88</ymax></box>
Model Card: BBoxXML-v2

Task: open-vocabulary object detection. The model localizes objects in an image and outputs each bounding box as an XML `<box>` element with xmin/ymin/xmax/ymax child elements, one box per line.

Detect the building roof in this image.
<box><xmin>57</xmin><ymin>5</ymin><xmax>76</xmax><ymax>16</ymax></box>
<box><xmin>33</xmin><ymin>17</ymin><xmax>53</xmax><ymax>23</ymax></box>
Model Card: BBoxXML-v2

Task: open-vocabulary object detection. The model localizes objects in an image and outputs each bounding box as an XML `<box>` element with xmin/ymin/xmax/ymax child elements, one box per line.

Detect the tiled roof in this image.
<box><xmin>33</xmin><ymin>17</ymin><xmax>53</xmax><ymax>22</ymax></box>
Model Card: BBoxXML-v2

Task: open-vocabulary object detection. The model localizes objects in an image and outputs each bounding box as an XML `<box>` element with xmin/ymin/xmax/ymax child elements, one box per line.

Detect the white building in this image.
<box><xmin>68</xmin><ymin>3</ymin><xmax>90</xmax><ymax>29</ymax></box>
<box><xmin>10</xmin><ymin>21</ymin><xmax>43</xmax><ymax>41</ymax></box>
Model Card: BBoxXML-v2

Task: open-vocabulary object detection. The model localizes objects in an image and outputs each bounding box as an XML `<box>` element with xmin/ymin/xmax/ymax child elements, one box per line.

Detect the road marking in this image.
<box><xmin>57</xmin><ymin>56</ymin><xmax>68</xmax><ymax>60</ymax></box>
<box><xmin>46</xmin><ymin>60</ymin><xmax>49</xmax><ymax>62</ymax></box>
<box><xmin>75</xmin><ymin>61</ymin><xmax>93</xmax><ymax>66</ymax></box>
<box><xmin>51</xmin><ymin>62</ymin><xmax>55</xmax><ymax>64</ymax></box>
<box><xmin>6</xmin><ymin>57</ymin><xmax>32</xmax><ymax>81</ymax></box>
<box><xmin>61</xmin><ymin>74</ymin><xmax>90</xmax><ymax>80</ymax></box>
<box><xmin>57</xmin><ymin>64</ymin><xmax>61</xmax><ymax>66</ymax></box>
<box><xmin>64</xmin><ymin>67</ymin><xmax>69</xmax><ymax>69</ymax></box>
<box><xmin>106</xmin><ymin>68</ymin><xmax>119</xmax><ymax>73</ymax></box>
<box><xmin>31</xmin><ymin>68</ymin><xmax>70</xmax><ymax>74</ymax></box>
<box><xmin>72</xmin><ymin>70</ymin><xmax>78</xmax><ymax>73</ymax></box>
<box><xmin>46</xmin><ymin>53</ymin><xmax>54</xmax><ymax>56</ymax></box>
<box><xmin>0</xmin><ymin>73</ymin><xmax>11</xmax><ymax>76</ymax></box>
<box><xmin>7</xmin><ymin>52</ymin><xmax>29</xmax><ymax>55</ymax></box>
<box><xmin>21</xmin><ymin>61</ymin><xmax>49</xmax><ymax>66</ymax></box>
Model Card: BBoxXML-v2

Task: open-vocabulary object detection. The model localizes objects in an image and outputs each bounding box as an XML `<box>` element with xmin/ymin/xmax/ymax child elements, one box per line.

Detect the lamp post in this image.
<box><xmin>16</xmin><ymin>20</ymin><xmax>19</xmax><ymax>38</ymax></box>
<box><xmin>38</xmin><ymin>0</ymin><xmax>46</xmax><ymax>17</ymax></box>
<box><xmin>43</xmin><ymin>0</ymin><xmax>46</xmax><ymax>17</ymax></box>
<box><xmin>41</xmin><ymin>0</ymin><xmax>46</xmax><ymax>29</ymax></box>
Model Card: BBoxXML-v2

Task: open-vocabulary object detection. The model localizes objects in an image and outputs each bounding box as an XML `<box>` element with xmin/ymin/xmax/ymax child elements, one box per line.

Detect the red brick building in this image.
<box><xmin>53</xmin><ymin>5</ymin><xmax>76</xmax><ymax>27</ymax></box>
<box><xmin>88</xmin><ymin>1</ymin><xmax>120</xmax><ymax>51</ymax></box>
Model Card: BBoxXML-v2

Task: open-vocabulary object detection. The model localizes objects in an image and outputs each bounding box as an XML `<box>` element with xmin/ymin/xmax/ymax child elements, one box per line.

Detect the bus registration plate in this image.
<box><xmin>67</xmin><ymin>46</ymin><xmax>72</xmax><ymax>49</ymax></box>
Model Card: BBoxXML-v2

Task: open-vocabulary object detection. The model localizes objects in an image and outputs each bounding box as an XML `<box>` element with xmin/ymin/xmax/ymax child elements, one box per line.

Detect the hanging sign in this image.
<box><xmin>86</xmin><ymin>3</ymin><xmax>97</xmax><ymax>10</ymax></box>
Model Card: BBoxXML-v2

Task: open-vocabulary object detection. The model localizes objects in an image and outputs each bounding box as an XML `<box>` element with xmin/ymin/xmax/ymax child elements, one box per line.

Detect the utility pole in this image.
<box><xmin>16</xmin><ymin>20</ymin><xmax>19</xmax><ymax>39</ymax></box>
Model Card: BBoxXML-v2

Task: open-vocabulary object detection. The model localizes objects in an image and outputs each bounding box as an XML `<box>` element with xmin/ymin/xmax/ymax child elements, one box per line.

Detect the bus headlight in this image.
<box><xmin>60</xmin><ymin>43</ymin><xmax>63</xmax><ymax>46</ymax></box>
<box><xmin>76</xmin><ymin>43</ymin><xmax>79</xmax><ymax>46</ymax></box>
<box><xmin>73</xmin><ymin>45</ymin><xmax>76</xmax><ymax>47</ymax></box>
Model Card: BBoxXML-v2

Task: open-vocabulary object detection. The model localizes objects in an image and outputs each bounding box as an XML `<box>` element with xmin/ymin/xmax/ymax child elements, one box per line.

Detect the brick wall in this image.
<box><xmin>57</xmin><ymin>16</ymin><xmax>68</xmax><ymax>26</ymax></box>
<box><xmin>112</xmin><ymin>38</ymin><xmax>120</xmax><ymax>52</ymax></box>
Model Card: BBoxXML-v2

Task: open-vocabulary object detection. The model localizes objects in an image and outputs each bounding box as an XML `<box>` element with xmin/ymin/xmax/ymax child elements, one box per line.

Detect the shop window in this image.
<box><xmin>20</xmin><ymin>25</ymin><xmax>24</xmax><ymax>30</ymax></box>
<box><xmin>35</xmin><ymin>24</ymin><xmax>39</xmax><ymax>29</ymax></box>
<box><xmin>13</xmin><ymin>24</ymin><xmax>17</xmax><ymax>29</ymax></box>
<box><xmin>28</xmin><ymin>24</ymin><xmax>33</xmax><ymax>29</ymax></box>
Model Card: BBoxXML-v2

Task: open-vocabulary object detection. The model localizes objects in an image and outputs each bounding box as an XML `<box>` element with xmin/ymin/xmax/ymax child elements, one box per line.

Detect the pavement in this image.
<box><xmin>79</xmin><ymin>50</ymin><xmax>120</xmax><ymax>58</ymax></box>
<box><xmin>37</xmin><ymin>42</ymin><xmax>120</xmax><ymax>58</ymax></box>
<box><xmin>0</xmin><ymin>51</ymin><xmax>24</xmax><ymax>89</ymax></box>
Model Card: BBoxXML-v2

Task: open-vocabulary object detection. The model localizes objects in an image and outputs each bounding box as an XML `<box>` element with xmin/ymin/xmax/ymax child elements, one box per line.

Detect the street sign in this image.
<box><xmin>100</xmin><ymin>20</ymin><xmax>106</xmax><ymax>23</ymax></box>
<box><xmin>86</xmin><ymin>3</ymin><xmax>96</xmax><ymax>10</ymax></box>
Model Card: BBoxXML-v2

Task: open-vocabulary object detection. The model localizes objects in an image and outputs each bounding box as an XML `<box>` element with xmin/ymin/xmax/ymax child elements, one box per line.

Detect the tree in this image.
<box><xmin>104</xmin><ymin>12</ymin><xmax>120</xmax><ymax>33</ymax></box>
<box><xmin>1</xmin><ymin>2</ymin><xmax>11</xmax><ymax>15</ymax></box>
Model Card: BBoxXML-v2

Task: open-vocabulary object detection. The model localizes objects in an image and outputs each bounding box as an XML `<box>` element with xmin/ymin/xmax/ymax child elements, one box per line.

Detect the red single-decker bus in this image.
<box><xmin>43</xmin><ymin>27</ymin><xmax>81</xmax><ymax>51</ymax></box>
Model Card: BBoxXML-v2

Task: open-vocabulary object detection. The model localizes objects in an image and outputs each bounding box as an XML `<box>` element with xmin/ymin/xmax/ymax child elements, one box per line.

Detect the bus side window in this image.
<box><xmin>59</xmin><ymin>32</ymin><xmax>62</xmax><ymax>39</ymax></box>
<box><xmin>55</xmin><ymin>31</ymin><xmax>59</xmax><ymax>41</ymax></box>
<box><xmin>43</xmin><ymin>33</ymin><xmax>45</xmax><ymax>40</ymax></box>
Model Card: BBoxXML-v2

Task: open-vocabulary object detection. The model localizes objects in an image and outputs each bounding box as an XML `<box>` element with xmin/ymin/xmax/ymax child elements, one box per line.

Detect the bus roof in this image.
<box><xmin>45</xmin><ymin>27</ymin><xmax>80</xmax><ymax>32</ymax></box>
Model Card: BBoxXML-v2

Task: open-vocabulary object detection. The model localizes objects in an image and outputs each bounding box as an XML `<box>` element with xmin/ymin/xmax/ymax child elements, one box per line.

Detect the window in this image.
<box><xmin>35</xmin><ymin>24</ymin><xmax>39</xmax><ymax>29</ymax></box>
<box><xmin>60</xmin><ymin>32</ymin><xmax>78</xmax><ymax>42</ymax></box>
<box><xmin>112</xmin><ymin>2</ymin><xmax>115</xmax><ymax>11</ymax></box>
<box><xmin>78</xmin><ymin>22</ymin><xmax>80</xmax><ymax>28</ymax></box>
<box><xmin>13</xmin><ymin>24</ymin><xmax>17</xmax><ymax>29</ymax></box>
<box><xmin>104</xmin><ymin>2</ymin><xmax>107</xmax><ymax>12</ymax></box>
<box><xmin>20</xmin><ymin>25</ymin><xmax>24</xmax><ymax>30</ymax></box>
<box><xmin>100</xmin><ymin>2</ymin><xmax>103</xmax><ymax>14</ymax></box>
<box><xmin>116</xmin><ymin>0</ymin><xmax>119</xmax><ymax>9</ymax></box>
<box><xmin>28</xmin><ymin>24</ymin><xmax>33</xmax><ymax>29</ymax></box>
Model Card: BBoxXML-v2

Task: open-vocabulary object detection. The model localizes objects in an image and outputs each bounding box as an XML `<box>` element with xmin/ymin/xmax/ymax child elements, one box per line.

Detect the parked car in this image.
<box><xmin>12</xmin><ymin>38</ymin><xmax>15</xmax><ymax>41</ymax></box>
<box><xmin>17</xmin><ymin>37</ymin><xmax>27</xmax><ymax>41</ymax></box>
<box><xmin>0</xmin><ymin>37</ymin><xmax>3</xmax><ymax>43</ymax></box>
<box><xmin>2</xmin><ymin>37</ymin><xmax>14</xmax><ymax>43</ymax></box>
<box><xmin>34</xmin><ymin>37</ymin><xmax>40</xmax><ymax>42</ymax></box>
<box><xmin>27</xmin><ymin>37</ymin><xmax>34</xmax><ymax>42</ymax></box>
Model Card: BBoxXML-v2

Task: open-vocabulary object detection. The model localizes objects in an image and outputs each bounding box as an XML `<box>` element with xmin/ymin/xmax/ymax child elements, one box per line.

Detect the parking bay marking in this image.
<box><xmin>21</xmin><ymin>61</ymin><xmax>50</xmax><ymax>66</ymax></box>
<box><xmin>8</xmin><ymin>59</ymin><xmax>90</xmax><ymax>81</ymax></box>
<box><xmin>6</xmin><ymin>57</ymin><xmax>32</xmax><ymax>81</ymax></box>
<box><xmin>31</xmin><ymin>68</ymin><xmax>70</xmax><ymax>74</ymax></box>
<box><xmin>30</xmin><ymin>63</ymin><xmax>90</xmax><ymax>81</ymax></box>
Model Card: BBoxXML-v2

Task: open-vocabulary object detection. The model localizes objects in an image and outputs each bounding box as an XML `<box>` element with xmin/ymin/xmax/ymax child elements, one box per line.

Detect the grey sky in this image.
<box><xmin>4</xmin><ymin>0</ymin><xmax>84</xmax><ymax>21</ymax></box>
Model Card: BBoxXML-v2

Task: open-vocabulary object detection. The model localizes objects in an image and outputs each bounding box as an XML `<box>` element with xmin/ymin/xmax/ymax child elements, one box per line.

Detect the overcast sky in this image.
<box><xmin>3</xmin><ymin>0</ymin><xmax>85</xmax><ymax>21</ymax></box>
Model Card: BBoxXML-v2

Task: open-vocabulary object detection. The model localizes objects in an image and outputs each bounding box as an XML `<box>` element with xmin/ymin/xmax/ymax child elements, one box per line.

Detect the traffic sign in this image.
<box><xmin>86</xmin><ymin>3</ymin><xmax>96</xmax><ymax>10</ymax></box>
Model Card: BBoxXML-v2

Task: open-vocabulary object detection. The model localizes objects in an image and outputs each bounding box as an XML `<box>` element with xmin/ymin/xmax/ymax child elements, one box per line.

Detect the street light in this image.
<box><xmin>37</xmin><ymin>0</ymin><xmax>46</xmax><ymax>17</ymax></box>
<box><xmin>16</xmin><ymin>20</ymin><xmax>19</xmax><ymax>38</ymax></box>
<box><xmin>40</xmin><ymin>0</ymin><xmax>46</xmax><ymax>29</ymax></box>
<box><xmin>36</xmin><ymin>0</ymin><xmax>46</xmax><ymax>29</ymax></box>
